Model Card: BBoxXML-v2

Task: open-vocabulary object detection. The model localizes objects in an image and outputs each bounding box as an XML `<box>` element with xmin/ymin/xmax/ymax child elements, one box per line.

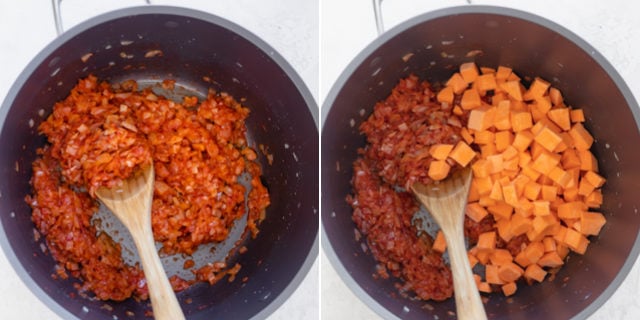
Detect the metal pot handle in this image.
<box><xmin>372</xmin><ymin>0</ymin><xmax>473</xmax><ymax>36</ymax></box>
<box><xmin>372</xmin><ymin>0</ymin><xmax>385</xmax><ymax>36</ymax></box>
<box><xmin>51</xmin><ymin>0</ymin><xmax>152</xmax><ymax>35</ymax></box>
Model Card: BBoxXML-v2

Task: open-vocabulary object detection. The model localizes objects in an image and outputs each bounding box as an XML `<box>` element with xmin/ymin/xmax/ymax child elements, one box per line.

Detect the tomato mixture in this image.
<box><xmin>348</xmin><ymin>75</ymin><xmax>459</xmax><ymax>301</ymax></box>
<box><xmin>26</xmin><ymin>75</ymin><xmax>270</xmax><ymax>301</ymax></box>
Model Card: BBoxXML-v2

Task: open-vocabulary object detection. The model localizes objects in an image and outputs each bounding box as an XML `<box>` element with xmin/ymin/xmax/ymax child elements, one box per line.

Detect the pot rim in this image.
<box><xmin>321</xmin><ymin>4</ymin><xmax>640</xmax><ymax>320</ymax></box>
<box><xmin>0</xmin><ymin>5</ymin><xmax>318</xmax><ymax>320</ymax></box>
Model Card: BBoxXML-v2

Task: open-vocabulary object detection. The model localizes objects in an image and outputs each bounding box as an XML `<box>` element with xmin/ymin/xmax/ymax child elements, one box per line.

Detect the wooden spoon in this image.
<box><xmin>96</xmin><ymin>164</ymin><xmax>186</xmax><ymax>320</ymax></box>
<box><xmin>411</xmin><ymin>167</ymin><xmax>487</xmax><ymax>320</ymax></box>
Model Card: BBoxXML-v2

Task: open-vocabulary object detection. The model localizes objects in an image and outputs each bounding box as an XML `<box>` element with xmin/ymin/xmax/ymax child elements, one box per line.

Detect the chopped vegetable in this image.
<box><xmin>450</xmin><ymin>62</ymin><xmax>606</xmax><ymax>297</ymax></box>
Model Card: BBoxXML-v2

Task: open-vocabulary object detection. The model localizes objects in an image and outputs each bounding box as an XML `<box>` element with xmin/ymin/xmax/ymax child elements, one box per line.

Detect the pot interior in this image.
<box><xmin>0</xmin><ymin>7</ymin><xmax>318</xmax><ymax>320</ymax></box>
<box><xmin>322</xmin><ymin>7</ymin><xmax>640</xmax><ymax>320</ymax></box>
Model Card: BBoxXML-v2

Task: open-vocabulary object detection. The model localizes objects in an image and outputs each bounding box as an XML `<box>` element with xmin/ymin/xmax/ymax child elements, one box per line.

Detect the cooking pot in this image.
<box><xmin>322</xmin><ymin>5</ymin><xmax>640</xmax><ymax>320</ymax></box>
<box><xmin>0</xmin><ymin>5</ymin><xmax>318</xmax><ymax>320</ymax></box>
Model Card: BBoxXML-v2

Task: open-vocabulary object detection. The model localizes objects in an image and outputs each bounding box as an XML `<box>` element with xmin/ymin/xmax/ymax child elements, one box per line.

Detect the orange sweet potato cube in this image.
<box><xmin>428</xmin><ymin>160</ymin><xmax>451</xmax><ymax>181</ymax></box>
<box><xmin>554</xmin><ymin>132</ymin><xmax>573</xmax><ymax>153</ymax></box>
<box><xmin>557</xmin><ymin>201</ymin><xmax>584</xmax><ymax>219</ymax></box>
<box><xmin>489</xmin><ymin>180</ymin><xmax>504</xmax><ymax>201</ymax></box>
<box><xmin>495</xmin><ymin>130</ymin><xmax>514</xmax><ymax>152</ymax></box>
<box><xmin>570</xmin><ymin>109</ymin><xmax>586</xmax><ymax>123</ymax></box>
<box><xmin>490</xmin><ymin>249</ymin><xmax>514</xmax><ymax>265</ymax></box>
<box><xmin>524</xmin><ymin>264</ymin><xmax>547</xmax><ymax>283</ymax></box>
<box><xmin>481</xmin><ymin>142</ymin><xmax>498</xmax><ymax>158</ymax></box>
<box><xmin>584</xmin><ymin>171</ymin><xmax>606</xmax><ymax>188</ymax></box>
<box><xmin>461</xmin><ymin>88</ymin><xmax>482</xmax><ymax>110</ymax></box>
<box><xmin>540</xmin><ymin>185</ymin><xmax>557</xmax><ymax>201</ymax></box>
<box><xmin>511</xmin><ymin>111</ymin><xmax>533</xmax><ymax>132</ymax></box>
<box><xmin>553</xmin><ymin>225</ymin><xmax>569</xmax><ymax>244</ymax></box>
<box><xmin>523</xmin><ymin>181</ymin><xmax>542</xmax><ymax>201</ymax></box>
<box><xmin>500</xmin><ymin>80</ymin><xmax>524</xmax><ymax>101</ymax></box>
<box><xmin>531</xmin><ymin>97</ymin><xmax>552</xmax><ymax>121</ymax></box>
<box><xmin>567</xmin><ymin>167</ymin><xmax>581</xmax><ymax>188</ymax></box>
<box><xmin>468</xmin><ymin>106</ymin><xmax>495</xmax><ymax>131</ymax></box>
<box><xmin>446</xmin><ymin>72</ymin><xmax>468</xmax><ymax>94</ymax></box>
<box><xmin>496</xmin><ymin>218</ymin><xmax>514</xmax><ymax>242</ymax></box>
<box><xmin>518</xmin><ymin>152</ymin><xmax>532</xmax><ymax>169</ymax></box>
<box><xmin>533</xmin><ymin>201</ymin><xmax>551</xmax><ymax>216</ymax></box>
<box><xmin>512</xmin><ymin>174</ymin><xmax>530</xmax><ymax>196</ymax></box>
<box><xmin>429</xmin><ymin>144</ymin><xmax>454</xmax><ymax>160</ymax></box>
<box><xmin>569</xmin><ymin>123</ymin><xmax>594</xmax><ymax>151</ymax></box>
<box><xmin>563</xmin><ymin>187</ymin><xmax>579</xmax><ymax>202</ymax></box>
<box><xmin>477</xmin><ymin>231</ymin><xmax>497</xmax><ymax>251</ymax></box>
<box><xmin>543</xmin><ymin>237</ymin><xmax>557</xmax><ymax>252</ymax></box>
<box><xmin>498</xmin><ymin>262</ymin><xmax>524</xmax><ymax>283</ymax></box>
<box><xmin>561</xmin><ymin>149</ymin><xmax>582</xmax><ymax>169</ymax></box>
<box><xmin>515</xmin><ymin>199</ymin><xmax>533</xmax><ymax>217</ymax></box>
<box><xmin>556</xmin><ymin>244</ymin><xmax>571</xmax><ymax>260</ymax></box>
<box><xmin>495</xmin><ymin>65</ymin><xmax>512</xmax><ymax>80</ymax></box>
<box><xmin>578</xmin><ymin>150</ymin><xmax>599</xmax><ymax>172</ymax></box>
<box><xmin>502</xmin><ymin>183</ymin><xmax>519</xmax><ymax>207</ymax></box>
<box><xmin>466</xmin><ymin>202</ymin><xmax>489</xmax><ymax>223</ymax></box>
<box><xmin>513</xmin><ymin>130</ymin><xmax>534</xmax><ymax>152</ymax></box>
<box><xmin>549</xmin><ymin>87</ymin><xmax>564</xmax><ymax>106</ymax></box>
<box><xmin>534</xmin><ymin>126</ymin><xmax>563</xmax><ymax>152</ymax></box>
<box><xmin>437</xmin><ymin>86</ymin><xmax>454</xmax><ymax>105</ymax></box>
<box><xmin>475</xmin><ymin>247</ymin><xmax>492</xmax><ymax>265</ymax></box>
<box><xmin>563</xmin><ymin>228</ymin><xmax>589</xmax><ymax>254</ymax></box>
<box><xmin>478</xmin><ymin>282</ymin><xmax>492</xmax><ymax>293</ymax></box>
<box><xmin>502</xmin><ymin>146</ymin><xmax>519</xmax><ymax>161</ymax></box>
<box><xmin>514</xmin><ymin>241</ymin><xmax>544</xmax><ymax>267</ymax></box>
<box><xmin>501</xmin><ymin>282</ymin><xmax>517</xmax><ymax>297</ymax></box>
<box><xmin>471</xmin><ymin>159</ymin><xmax>492</xmax><ymax>178</ymax></box>
<box><xmin>578</xmin><ymin>178</ymin><xmax>596</xmax><ymax>196</ymax></box>
<box><xmin>432</xmin><ymin>230</ymin><xmax>447</xmax><ymax>253</ymax></box>
<box><xmin>485</xmin><ymin>154</ymin><xmax>504</xmax><ymax>174</ymax></box>
<box><xmin>460</xmin><ymin>127</ymin><xmax>474</xmax><ymax>144</ymax></box>
<box><xmin>538</xmin><ymin>251</ymin><xmax>564</xmax><ymax>268</ymax></box>
<box><xmin>579</xmin><ymin>211</ymin><xmax>606</xmax><ymax>236</ymax></box>
<box><xmin>547</xmin><ymin>108</ymin><xmax>571</xmax><ymax>131</ymax></box>
<box><xmin>488</xmin><ymin>202</ymin><xmax>513</xmax><ymax>220</ymax></box>
<box><xmin>510</xmin><ymin>212</ymin><xmax>533</xmax><ymax>236</ymax></box>
<box><xmin>529</xmin><ymin>214</ymin><xmax>558</xmax><ymax>241</ymax></box>
<box><xmin>486</xmin><ymin>264</ymin><xmax>503</xmax><ymax>285</ymax></box>
<box><xmin>474</xmin><ymin>130</ymin><xmax>495</xmax><ymax>145</ymax></box>
<box><xmin>524</xmin><ymin>77</ymin><xmax>550</xmax><ymax>101</ymax></box>
<box><xmin>449</xmin><ymin>141</ymin><xmax>476</xmax><ymax>167</ymax></box>
<box><xmin>460</xmin><ymin>62</ymin><xmax>480</xmax><ymax>83</ymax></box>
<box><xmin>474</xmin><ymin>176</ymin><xmax>494</xmax><ymax>196</ymax></box>
<box><xmin>547</xmin><ymin>166</ymin><xmax>572</xmax><ymax>188</ymax></box>
<box><xmin>481</xmin><ymin>66</ymin><xmax>496</xmax><ymax>74</ymax></box>
<box><xmin>531</xmin><ymin>151</ymin><xmax>561</xmax><ymax>175</ymax></box>
<box><xmin>476</xmin><ymin>73</ymin><xmax>498</xmax><ymax>92</ymax></box>
<box><xmin>468</xmin><ymin>252</ymin><xmax>479</xmax><ymax>269</ymax></box>
<box><xmin>492</xmin><ymin>92</ymin><xmax>509</xmax><ymax>106</ymax></box>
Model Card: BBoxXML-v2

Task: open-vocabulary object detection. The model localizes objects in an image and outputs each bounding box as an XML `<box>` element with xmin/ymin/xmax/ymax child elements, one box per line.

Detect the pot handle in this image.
<box><xmin>372</xmin><ymin>0</ymin><xmax>385</xmax><ymax>36</ymax></box>
<box><xmin>372</xmin><ymin>0</ymin><xmax>473</xmax><ymax>36</ymax></box>
<box><xmin>51</xmin><ymin>0</ymin><xmax>152</xmax><ymax>35</ymax></box>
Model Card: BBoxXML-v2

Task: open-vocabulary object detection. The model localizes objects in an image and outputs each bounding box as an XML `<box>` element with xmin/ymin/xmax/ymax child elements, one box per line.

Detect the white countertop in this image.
<box><xmin>0</xmin><ymin>0</ymin><xmax>318</xmax><ymax>319</ymax></box>
<box><xmin>320</xmin><ymin>0</ymin><xmax>640</xmax><ymax>319</ymax></box>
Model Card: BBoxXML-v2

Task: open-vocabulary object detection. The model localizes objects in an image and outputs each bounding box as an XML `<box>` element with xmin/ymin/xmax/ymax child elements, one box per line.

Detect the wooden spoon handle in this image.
<box><xmin>131</xmin><ymin>224</ymin><xmax>186</xmax><ymax>320</ymax></box>
<box><xmin>445</xmin><ymin>226</ymin><xmax>487</xmax><ymax>320</ymax></box>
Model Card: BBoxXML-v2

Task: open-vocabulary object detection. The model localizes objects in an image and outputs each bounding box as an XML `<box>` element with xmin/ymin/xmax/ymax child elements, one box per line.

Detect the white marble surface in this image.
<box><xmin>0</xmin><ymin>0</ymin><xmax>318</xmax><ymax>319</ymax></box>
<box><xmin>320</xmin><ymin>0</ymin><xmax>640</xmax><ymax>319</ymax></box>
